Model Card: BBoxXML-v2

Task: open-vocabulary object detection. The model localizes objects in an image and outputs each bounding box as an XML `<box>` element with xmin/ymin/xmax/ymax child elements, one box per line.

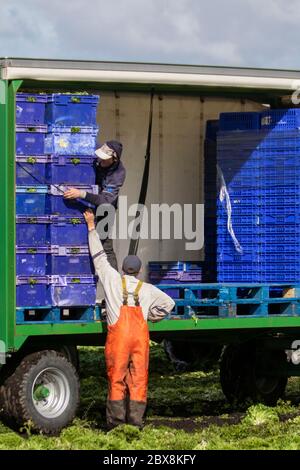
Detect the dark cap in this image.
<box><xmin>106</xmin><ymin>140</ymin><xmax>123</xmax><ymax>159</ymax></box>
<box><xmin>122</xmin><ymin>255</ymin><xmax>142</xmax><ymax>274</ymax></box>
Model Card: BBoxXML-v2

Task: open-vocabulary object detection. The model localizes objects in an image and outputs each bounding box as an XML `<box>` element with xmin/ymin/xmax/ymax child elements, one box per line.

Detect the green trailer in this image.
<box><xmin>1</xmin><ymin>58</ymin><xmax>300</xmax><ymax>433</ymax></box>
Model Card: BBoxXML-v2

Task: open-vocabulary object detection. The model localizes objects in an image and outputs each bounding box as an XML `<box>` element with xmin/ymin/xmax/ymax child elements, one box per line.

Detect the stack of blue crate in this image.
<box><xmin>203</xmin><ymin>120</ymin><xmax>218</xmax><ymax>281</ymax></box>
<box><xmin>148</xmin><ymin>261</ymin><xmax>202</xmax><ymax>299</ymax></box>
<box><xmin>217</xmin><ymin>109</ymin><xmax>300</xmax><ymax>282</ymax></box>
<box><xmin>16</xmin><ymin>93</ymin><xmax>100</xmax><ymax>308</ymax></box>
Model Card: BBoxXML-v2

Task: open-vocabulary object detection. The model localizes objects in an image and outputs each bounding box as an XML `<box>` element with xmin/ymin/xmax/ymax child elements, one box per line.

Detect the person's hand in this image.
<box><xmin>63</xmin><ymin>188</ymin><xmax>82</xmax><ymax>199</ymax></box>
<box><xmin>83</xmin><ymin>209</ymin><xmax>95</xmax><ymax>231</ymax></box>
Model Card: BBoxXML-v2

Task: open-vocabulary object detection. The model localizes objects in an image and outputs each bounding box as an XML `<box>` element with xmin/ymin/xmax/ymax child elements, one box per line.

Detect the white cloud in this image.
<box><xmin>0</xmin><ymin>0</ymin><xmax>299</xmax><ymax>68</ymax></box>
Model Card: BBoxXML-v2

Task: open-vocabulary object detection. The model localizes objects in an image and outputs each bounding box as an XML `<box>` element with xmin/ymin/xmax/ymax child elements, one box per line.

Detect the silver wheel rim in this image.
<box><xmin>32</xmin><ymin>367</ymin><xmax>71</xmax><ymax>419</ymax></box>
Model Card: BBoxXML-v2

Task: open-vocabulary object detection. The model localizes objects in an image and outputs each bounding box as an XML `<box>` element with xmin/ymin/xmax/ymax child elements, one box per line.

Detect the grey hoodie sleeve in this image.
<box><xmin>147</xmin><ymin>285</ymin><xmax>175</xmax><ymax>322</ymax></box>
<box><xmin>88</xmin><ymin>229</ymin><xmax>118</xmax><ymax>284</ymax></box>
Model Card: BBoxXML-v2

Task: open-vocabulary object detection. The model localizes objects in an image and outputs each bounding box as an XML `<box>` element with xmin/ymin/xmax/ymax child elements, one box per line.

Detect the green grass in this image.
<box><xmin>1</xmin><ymin>344</ymin><xmax>300</xmax><ymax>450</ymax></box>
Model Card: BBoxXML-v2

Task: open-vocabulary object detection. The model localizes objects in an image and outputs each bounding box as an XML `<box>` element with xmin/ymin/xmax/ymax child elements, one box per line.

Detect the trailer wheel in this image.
<box><xmin>0</xmin><ymin>350</ymin><xmax>79</xmax><ymax>434</ymax></box>
<box><xmin>220</xmin><ymin>344</ymin><xmax>287</xmax><ymax>406</ymax></box>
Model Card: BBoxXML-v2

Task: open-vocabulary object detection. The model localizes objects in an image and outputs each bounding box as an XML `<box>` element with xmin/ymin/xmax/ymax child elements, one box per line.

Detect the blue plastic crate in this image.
<box><xmin>45</xmin><ymin>125</ymin><xmax>98</xmax><ymax>155</ymax></box>
<box><xmin>259</xmin><ymin>252</ymin><xmax>299</xmax><ymax>263</ymax></box>
<box><xmin>261</xmin><ymin>109</ymin><xmax>300</xmax><ymax>131</ymax></box>
<box><xmin>222</xmin><ymin>174</ymin><xmax>261</xmax><ymax>188</ymax></box>
<box><xmin>16</xmin><ymin>125</ymin><xmax>47</xmax><ymax>155</ymax></box>
<box><xmin>254</xmin><ymin>153</ymin><xmax>300</xmax><ymax>166</ymax></box>
<box><xmin>16</xmin><ymin>276</ymin><xmax>51</xmax><ymax>307</ymax></box>
<box><xmin>16</xmin><ymin>94</ymin><xmax>47</xmax><ymax>125</ymax></box>
<box><xmin>262</xmin><ymin>271</ymin><xmax>300</xmax><ymax>282</ymax></box>
<box><xmin>51</xmin><ymin>246</ymin><xmax>94</xmax><ymax>275</ymax></box>
<box><xmin>260</xmin><ymin>166</ymin><xmax>300</xmax><ymax>180</ymax></box>
<box><xmin>16</xmin><ymin>246</ymin><xmax>52</xmax><ymax>276</ymax></box>
<box><xmin>16</xmin><ymin>216</ymin><xmax>51</xmax><ymax>246</ymax></box>
<box><xmin>259</xmin><ymin>233</ymin><xmax>300</xmax><ymax>245</ymax></box>
<box><xmin>259</xmin><ymin>207</ymin><xmax>300</xmax><ymax>224</ymax></box>
<box><xmin>260</xmin><ymin>194</ymin><xmax>300</xmax><ymax>206</ymax></box>
<box><xmin>217</xmin><ymin>159</ymin><xmax>262</xmax><ymax>171</ymax></box>
<box><xmin>219</xmin><ymin>112</ymin><xmax>260</xmax><ymax>131</ymax></box>
<box><xmin>217</xmin><ymin>265</ymin><xmax>260</xmax><ymax>282</ymax></box>
<box><xmin>46</xmin><ymin>94</ymin><xmax>99</xmax><ymax>126</ymax></box>
<box><xmin>50</xmin><ymin>184</ymin><xmax>97</xmax><ymax>215</ymax></box>
<box><xmin>217</xmin><ymin>250</ymin><xmax>258</xmax><ymax>262</ymax></box>
<box><xmin>16</xmin><ymin>155</ymin><xmax>51</xmax><ymax>185</ymax></box>
<box><xmin>50</xmin><ymin>155</ymin><xmax>96</xmax><ymax>184</ymax></box>
<box><xmin>261</xmin><ymin>223</ymin><xmax>300</xmax><ymax>235</ymax></box>
<box><xmin>51</xmin><ymin>275</ymin><xmax>97</xmax><ymax>306</ymax></box>
<box><xmin>16</xmin><ymin>186</ymin><xmax>50</xmax><ymax>215</ymax></box>
<box><xmin>217</xmin><ymin>223</ymin><xmax>259</xmax><ymax>236</ymax></box>
<box><xmin>50</xmin><ymin>216</ymin><xmax>87</xmax><ymax>245</ymax></box>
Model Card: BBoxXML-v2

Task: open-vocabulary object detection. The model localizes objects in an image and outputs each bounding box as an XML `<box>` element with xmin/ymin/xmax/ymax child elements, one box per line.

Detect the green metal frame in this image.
<box><xmin>2</xmin><ymin>77</ymin><xmax>300</xmax><ymax>353</ymax></box>
<box><xmin>0</xmin><ymin>79</ymin><xmax>22</xmax><ymax>352</ymax></box>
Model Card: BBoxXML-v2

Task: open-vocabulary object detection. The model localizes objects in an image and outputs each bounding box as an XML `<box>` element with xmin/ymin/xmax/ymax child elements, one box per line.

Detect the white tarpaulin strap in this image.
<box><xmin>217</xmin><ymin>165</ymin><xmax>243</xmax><ymax>254</ymax></box>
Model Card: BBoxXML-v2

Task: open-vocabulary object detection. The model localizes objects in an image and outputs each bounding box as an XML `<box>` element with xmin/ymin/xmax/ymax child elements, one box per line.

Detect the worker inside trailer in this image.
<box><xmin>83</xmin><ymin>209</ymin><xmax>175</xmax><ymax>429</ymax></box>
<box><xmin>63</xmin><ymin>140</ymin><xmax>126</xmax><ymax>301</ymax></box>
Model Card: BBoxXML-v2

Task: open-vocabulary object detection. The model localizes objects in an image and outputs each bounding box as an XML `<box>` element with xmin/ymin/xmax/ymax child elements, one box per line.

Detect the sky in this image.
<box><xmin>1</xmin><ymin>0</ymin><xmax>300</xmax><ymax>69</ymax></box>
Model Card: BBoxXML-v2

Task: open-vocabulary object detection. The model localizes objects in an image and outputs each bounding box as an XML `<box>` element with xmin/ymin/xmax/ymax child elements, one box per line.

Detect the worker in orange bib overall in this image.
<box><xmin>83</xmin><ymin>210</ymin><xmax>175</xmax><ymax>429</ymax></box>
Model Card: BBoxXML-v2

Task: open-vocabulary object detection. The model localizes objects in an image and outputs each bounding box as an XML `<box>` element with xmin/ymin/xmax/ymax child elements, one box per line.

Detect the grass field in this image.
<box><xmin>1</xmin><ymin>343</ymin><xmax>300</xmax><ymax>450</ymax></box>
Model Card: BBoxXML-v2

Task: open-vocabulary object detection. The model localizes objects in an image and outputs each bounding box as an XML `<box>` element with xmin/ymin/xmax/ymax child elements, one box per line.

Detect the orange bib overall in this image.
<box><xmin>105</xmin><ymin>277</ymin><xmax>150</xmax><ymax>429</ymax></box>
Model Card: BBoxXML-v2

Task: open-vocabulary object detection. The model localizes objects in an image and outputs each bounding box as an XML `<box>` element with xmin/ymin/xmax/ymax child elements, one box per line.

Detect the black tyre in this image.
<box><xmin>220</xmin><ymin>344</ymin><xmax>288</xmax><ymax>406</ymax></box>
<box><xmin>220</xmin><ymin>344</ymin><xmax>250</xmax><ymax>405</ymax></box>
<box><xmin>56</xmin><ymin>345</ymin><xmax>79</xmax><ymax>371</ymax></box>
<box><xmin>0</xmin><ymin>350</ymin><xmax>80</xmax><ymax>434</ymax></box>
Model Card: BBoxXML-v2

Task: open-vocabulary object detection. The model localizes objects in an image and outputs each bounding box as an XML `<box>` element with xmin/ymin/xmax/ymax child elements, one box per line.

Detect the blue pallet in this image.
<box><xmin>16</xmin><ymin>216</ymin><xmax>51</xmax><ymax>246</ymax></box>
<box><xmin>50</xmin><ymin>216</ymin><xmax>87</xmax><ymax>245</ymax></box>
<box><xmin>16</xmin><ymin>246</ymin><xmax>52</xmax><ymax>276</ymax></box>
<box><xmin>261</xmin><ymin>109</ymin><xmax>300</xmax><ymax>131</ymax></box>
<box><xmin>51</xmin><ymin>246</ymin><xmax>94</xmax><ymax>275</ymax></box>
<box><xmin>16</xmin><ymin>276</ymin><xmax>51</xmax><ymax>307</ymax></box>
<box><xmin>45</xmin><ymin>125</ymin><xmax>98</xmax><ymax>155</ymax></box>
<box><xmin>50</xmin><ymin>184</ymin><xmax>97</xmax><ymax>215</ymax></box>
<box><xmin>16</xmin><ymin>94</ymin><xmax>47</xmax><ymax>125</ymax></box>
<box><xmin>149</xmin><ymin>270</ymin><xmax>202</xmax><ymax>282</ymax></box>
<box><xmin>16</xmin><ymin>186</ymin><xmax>50</xmax><ymax>215</ymax></box>
<box><xmin>51</xmin><ymin>275</ymin><xmax>97</xmax><ymax>306</ymax></box>
<box><xmin>16</xmin><ymin>155</ymin><xmax>51</xmax><ymax>185</ymax></box>
<box><xmin>46</xmin><ymin>94</ymin><xmax>99</xmax><ymax>126</ymax></box>
<box><xmin>148</xmin><ymin>261</ymin><xmax>185</xmax><ymax>271</ymax></box>
<box><xmin>50</xmin><ymin>155</ymin><xmax>96</xmax><ymax>184</ymax></box>
<box><xmin>154</xmin><ymin>280</ymin><xmax>202</xmax><ymax>299</ymax></box>
<box><xmin>16</xmin><ymin>125</ymin><xmax>47</xmax><ymax>155</ymax></box>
